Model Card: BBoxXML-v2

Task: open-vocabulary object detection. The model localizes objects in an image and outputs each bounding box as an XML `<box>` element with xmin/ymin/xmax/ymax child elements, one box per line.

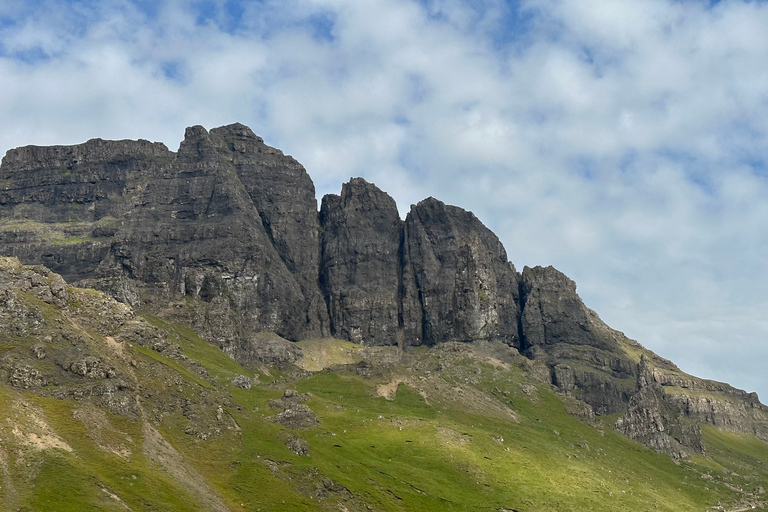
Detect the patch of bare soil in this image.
<box><xmin>9</xmin><ymin>400</ymin><xmax>72</xmax><ymax>453</ymax></box>
<box><xmin>141</xmin><ymin>421</ymin><xmax>233</xmax><ymax>512</ymax></box>
<box><xmin>375</xmin><ymin>379</ymin><xmax>402</xmax><ymax>400</ymax></box>
<box><xmin>73</xmin><ymin>403</ymin><xmax>133</xmax><ymax>459</ymax></box>
<box><xmin>104</xmin><ymin>336</ymin><xmax>124</xmax><ymax>356</ymax></box>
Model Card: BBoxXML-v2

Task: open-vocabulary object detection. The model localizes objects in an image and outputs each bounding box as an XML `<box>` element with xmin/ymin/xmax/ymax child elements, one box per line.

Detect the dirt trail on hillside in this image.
<box><xmin>0</xmin><ymin>448</ymin><xmax>19</xmax><ymax>510</ymax></box>
<box><xmin>141</xmin><ymin>422</ymin><xmax>233</xmax><ymax>512</ymax></box>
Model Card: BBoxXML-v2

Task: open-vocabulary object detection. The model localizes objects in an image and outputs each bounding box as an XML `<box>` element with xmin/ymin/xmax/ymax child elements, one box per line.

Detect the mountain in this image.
<box><xmin>1</xmin><ymin>124</ymin><xmax>767</xmax><ymax>511</ymax></box>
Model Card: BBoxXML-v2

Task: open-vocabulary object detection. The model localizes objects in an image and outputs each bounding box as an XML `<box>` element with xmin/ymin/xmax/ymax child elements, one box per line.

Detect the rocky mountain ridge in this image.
<box><xmin>5</xmin><ymin>256</ymin><xmax>768</xmax><ymax>511</ymax></box>
<box><xmin>1</xmin><ymin>123</ymin><xmax>766</xmax><ymax>459</ymax></box>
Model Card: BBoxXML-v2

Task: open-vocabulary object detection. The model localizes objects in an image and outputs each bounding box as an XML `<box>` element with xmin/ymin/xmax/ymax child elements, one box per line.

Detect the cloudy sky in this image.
<box><xmin>1</xmin><ymin>0</ymin><xmax>767</xmax><ymax>399</ymax></box>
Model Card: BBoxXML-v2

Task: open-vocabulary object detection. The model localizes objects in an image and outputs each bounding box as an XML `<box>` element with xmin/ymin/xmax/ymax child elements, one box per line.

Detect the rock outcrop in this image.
<box><xmin>616</xmin><ymin>356</ymin><xmax>703</xmax><ymax>459</ymax></box>
<box><xmin>2</xmin><ymin>123</ymin><xmax>766</xmax><ymax>458</ymax></box>
<box><xmin>517</xmin><ymin>265</ymin><xmax>637</xmax><ymax>414</ymax></box>
<box><xmin>402</xmin><ymin>198</ymin><xmax>521</xmax><ymax>346</ymax></box>
<box><xmin>0</xmin><ymin>129</ymin><xmax>526</xmax><ymax>353</ymax></box>
<box><xmin>0</xmin><ymin>124</ymin><xmax>325</xmax><ymax>358</ymax></box>
<box><xmin>212</xmin><ymin>124</ymin><xmax>330</xmax><ymax>338</ymax></box>
<box><xmin>319</xmin><ymin>178</ymin><xmax>402</xmax><ymax>346</ymax></box>
<box><xmin>520</xmin><ymin>266</ymin><xmax>610</xmax><ymax>352</ymax></box>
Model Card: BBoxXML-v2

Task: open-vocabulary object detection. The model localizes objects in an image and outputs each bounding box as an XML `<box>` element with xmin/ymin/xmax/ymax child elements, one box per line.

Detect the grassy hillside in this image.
<box><xmin>1</xmin><ymin>268</ymin><xmax>767</xmax><ymax>511</ymax></box>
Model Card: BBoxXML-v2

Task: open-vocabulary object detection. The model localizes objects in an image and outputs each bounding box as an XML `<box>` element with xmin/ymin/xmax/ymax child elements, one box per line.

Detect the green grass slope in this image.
<box><xmin>1</xmin><ymin>267</ymin><xmax>767</xmax><ymax>511</ymax></box>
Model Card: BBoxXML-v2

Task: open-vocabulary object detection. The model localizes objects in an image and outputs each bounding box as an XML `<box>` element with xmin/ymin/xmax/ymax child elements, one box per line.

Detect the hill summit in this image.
<box><xmin>1</xmin><ymin>124</ymin><xmax>767</xmax><ymax>511</ymax></box>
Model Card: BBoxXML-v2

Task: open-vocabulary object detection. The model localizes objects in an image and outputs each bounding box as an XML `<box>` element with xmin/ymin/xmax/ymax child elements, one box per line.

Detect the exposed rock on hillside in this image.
<box><xmin>520</xmin><ymin>265</ymin><xmax>608</xmax><ymax>351</ymax></box>
<box><xmin>402</xmin><ymin>197</ymin><xmax>521</xmax><ymax>346</ymax></box>
<box><xmin>518</xmin><ymin>265</ymin><xmax>636</xmax><ymax>414</ymax></box>
<box><xmin>0</xmin><ymin>124</ymin><xmax>324</xmax><ymax>358</ymax></box>
<box><xmin>211</xmin><ymin>124</ymin><xmax>330</xmax><ymax>338</ymax></box>
<box><xmin>2</xmin><ymin>123</ymin><xmax>767</xmax><ymax>459</ymax></box>
<box><xmin>320</xmin><ymin>178</ymin><xmax>402</xmax><ymax>346</ymax></box>
<box><xmin>0</xmin><ymin>257</ymin><xmax>223</xmax><ymax>420</ymax></box>
<box><xmin>616</xmin><ymin>355</ymin><xmax>703</xmax><ymax>459</ymax></box>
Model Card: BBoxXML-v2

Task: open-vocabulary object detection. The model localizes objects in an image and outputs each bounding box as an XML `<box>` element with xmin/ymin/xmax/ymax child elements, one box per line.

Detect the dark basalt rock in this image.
<box><xmin>647</xmin><ymin>364</ymin><xmax>768</xmax><ymax>443</ymax></box>
<box><xmin>2</xmin><ymin>123</ymin><xmax>767</xmax><ymax>459</ymax></box>
<box><xmin>551</xmin><ymin>363</ymin><xmax>635</xmax><ymax>416</ymax></box>
<box><xmin>402</xmin><ymin>197</ymin><xmax>520</xmax><ymax>346</ymax></box>
<box><xmin>271</xmin><ymin>404</ymin><xmax>319</xmax><ymax>429</ymax></box>
<box><xmin>319</xmin><ymin>178</ymin><xmax>402</xmax><ymax>346</ymax></box>
<box><xmin>518</xmin><ymin>265</ymin><xmax>640</xmax><ymax>414</ymax></box>
<box><xmin>209</xmin><ymin>124</ymin><xmax>330</xmax><ymax>338</ymax></box>
<box><xmin>0</xmin><ymin>125</ymin><xmax>323</xmax><ymax>359</ymax></box>
<box><xmin>237</xmin><ymin>333</ymin><xmax>303</xmax><ymax>368</ymax></box>
<box><xmin>0</xmin><ymin>137</ymin><xmax>172</xmax><ymax>223</ymax></box>
<box><xmin>520</xmin><ymin>265</ymin><xmax>612</xmax><ymax>352</ymax></box>
<box><xmin>104</xmin><ymin>125</ymin><xmax>311</xmax><ymax>346</ymax></box>
<box><xmin>616</xmin><ymin>356</ymin><xmax>704</xmax><ymax>459</ymax></box>
<box><xmin>0</xmin><ymin>138</ymin><xmax>172</xmax><ymax>282</ymax></box>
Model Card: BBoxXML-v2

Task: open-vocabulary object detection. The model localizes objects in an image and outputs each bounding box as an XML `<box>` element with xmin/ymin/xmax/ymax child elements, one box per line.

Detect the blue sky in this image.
<box><xmin>1</xmin><ymin>0</ymin><xmax>768</xmax><ymax>400</ymax></box>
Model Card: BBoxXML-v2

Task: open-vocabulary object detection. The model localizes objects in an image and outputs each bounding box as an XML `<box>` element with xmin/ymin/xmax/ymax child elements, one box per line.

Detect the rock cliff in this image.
<box><xmin>0</xmin><ymin>124</ymin><xmax>325</xmax><ymax>360</ymax></box>
<box><xmin>319</xmin><ymin>178</ymin><xmax>402</xmax><ymax>346</ymax></box>
<box><xmin>1</xmin><ymin>123</ymin><xmax>766</xmax><ymax>458</ymax></box>
<box><xmin>402</xmin><ymin>198</ymin><xmax>521</xmax><ymax>347</ymax></box>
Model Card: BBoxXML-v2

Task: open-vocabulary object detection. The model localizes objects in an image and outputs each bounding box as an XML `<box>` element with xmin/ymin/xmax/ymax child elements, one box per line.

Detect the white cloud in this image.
<box><xmin>0</xmin><ymin>0</ymin><xmax>767</xmax><ymax>400</ymax></box>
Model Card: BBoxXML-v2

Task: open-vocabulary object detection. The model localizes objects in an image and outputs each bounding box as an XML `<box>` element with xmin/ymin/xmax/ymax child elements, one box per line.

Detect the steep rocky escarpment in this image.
<box><xmin>100</xmin><ymin>125</ymin><xmax>313</xmax><ymax>355</ymax></box>
<box><xmin>616</xmin><ymin>356</ymin><xmax>704</xmax><ymax>459</ymax></box>
<box><xmin>520</xmin><ymin>265</ymin><xmax>614</xmax><ymax>352</ymax></box>
<box><xmin>0</xmin><ymin>138</ymin><xmax>173</xmax><ymax>283</ymax></box>
<box><xmin>319</xmin><ymin>178</ymin><xmax>402</xmax><ymax>346</ymax></box>
<box><xmin>1</xmin><ymin>125</ymin><xmax>324</xmax><ymax>358</ymax></box>
<box><xmin>1</xmin><ymin>123</ymin><xmax>766</xmax><ymax>459</ymax></box>
<box><xmin>210</xmin><ymin>124</ymin><xmax>330</xmax><ymax>338</ymax></box>
<box><xmin>653</xmin><ymin>366</ymin><xmax>768</xmax><ymax>442</ymax></box>
<box><xmin>518</xmin><ymin>265</ymin><xmax>637</xmax><ymax>414</ymax></box>
<box><xmin>402</xmin><ymin>197</ymin><xmax>521</xmax><ymax>347</ymax></box>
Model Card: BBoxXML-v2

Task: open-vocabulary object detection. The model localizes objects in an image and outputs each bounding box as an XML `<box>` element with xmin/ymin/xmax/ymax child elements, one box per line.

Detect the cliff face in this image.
<box><xmin>0</xmin><ymin>125</ymin><xmax>325</xmax><ymax>358</ymax></box>
<box><xmin>319</xmin><ymin>178</ymin><xmax>402</xmax><ymax>346</ymax></box>
<box><xmin>1</xmin><ymin>123</ymin><xmax>766</xmax><ymax>458</ymax></box>
<box><xmin>402</xmin><ymin>198</ymin><xmax>521</xmax><ymax>347</ymax></box>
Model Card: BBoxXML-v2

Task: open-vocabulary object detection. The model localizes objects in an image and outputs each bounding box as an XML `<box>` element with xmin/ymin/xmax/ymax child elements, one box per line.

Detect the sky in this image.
<box><xmin>1</xmin><ymin>0</ymin><xmax>767</xmax><ymax>400</ymax></box>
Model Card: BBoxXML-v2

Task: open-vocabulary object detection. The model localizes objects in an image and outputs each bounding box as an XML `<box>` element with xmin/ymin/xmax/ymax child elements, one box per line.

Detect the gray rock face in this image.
<box><xmin>616</xmin><ymin>356</ymin><xmax>704</xmax><ymax>459</ymax></box>
<box><xmin>2</xmin><ymin>124</ymin><xmax>767</xmax><ymax>459</ymax></box>
<box><xmin>104</xmin><ymin>125</ymin><xmax>311</xmax><ymax>347</ymax></box>
<box><xmin>210</xmin><ymin>124</ymin><xmax>330</xmax><ymax>338</ymax></box>
<box><xmin>0</xmin><ymin>137</ymin><xmax>172</xmax><ymax>224</ymax></box>
<box><xmin>520</xmin><ymin>266</ymin><xmax>611</xmax><ymax>352</ymax></box>
<box><xmin>0</xmin><ymin>125</ymin><xmax>323</xmax><ymax>360</ymax></box>
<box><xmin>402</xmin><ymin>198</ymin><xmax>520</xmax><ymax>346</ymax></box>
<box><xmin>2</xmin><ymin>127</ymin><xmax>529</xmax><ymax>352</ymax></box>
<box><xmin>518</xmin><ymin>266</ymin><xmax>639</xmax><ymax>414</ymax></box>
<box><xmin>551</xmin><ymin>362</ymin><xmax>634</xmax><ymax>416</ymax></box>
<box><xmin>0</xmin><ymin>138</ymin><xmax>173</xmax><ymax>283</ymax></box>
<box><xmin>237</xmin><ymin>333</ymin><xmax>303</xmax><ymax>368</ymax></box>
<box><xmin>320</xmin><ymin>178</ymin><xmax>402</xmax><ymax>346</ymax></box>
<box><xmin>649</xmin><ymin>366</ymin><xmax>768</xmax><ymax>442</ymax></box>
